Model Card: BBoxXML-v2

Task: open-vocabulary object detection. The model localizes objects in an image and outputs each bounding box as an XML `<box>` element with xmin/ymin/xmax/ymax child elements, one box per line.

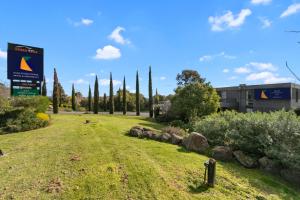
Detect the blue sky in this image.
<box><xmin>0</xmin><ymin>0</ymin><xmax>300</xmax><ymax>96</ymax></box>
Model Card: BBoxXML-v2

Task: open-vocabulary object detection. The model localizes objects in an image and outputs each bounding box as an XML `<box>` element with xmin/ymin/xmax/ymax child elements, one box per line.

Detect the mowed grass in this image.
<box><xmin>0</xmin><ymin>114</ymin><xmax>299</xmax><ymax>200</ymax></box>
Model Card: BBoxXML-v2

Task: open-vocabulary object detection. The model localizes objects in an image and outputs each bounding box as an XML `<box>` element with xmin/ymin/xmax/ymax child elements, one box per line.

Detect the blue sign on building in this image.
<box><xmin>7</xmin><ymin>43</ymin><xmax>44</xmax><ymax>81</ymax></box>
<box><xmin>255</xmin><ymin>88</ymin><xmax>291</xmax><ymax>100</ymax></box>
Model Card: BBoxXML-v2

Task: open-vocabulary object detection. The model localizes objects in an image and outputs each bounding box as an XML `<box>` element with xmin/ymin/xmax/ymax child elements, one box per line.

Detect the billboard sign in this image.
<box><xmin>12</xmin><ymin>88</ymin><xmax>40</xmax><ymax>96</ymax></box>
<box><xmin>255</xmin><ymin>88</ymin><xmax>291</xmax><ymax>100</ymax></box>
<box><xmin>7</xmin><ymin>43</ymin><xmax>44</xmax><ymax>81</ymax></box>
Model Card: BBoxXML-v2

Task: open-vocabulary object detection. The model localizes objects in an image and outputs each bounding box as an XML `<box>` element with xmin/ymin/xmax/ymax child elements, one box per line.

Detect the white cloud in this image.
<box><xmin>72</xmin><ymin>79</ymin><xmax>89</xmax><ymax>85</ymax></box>
<box><xmin>280</xmin><ymin>3</ymin><xmax>300</xmax><ymax>18</ymax></box>
<box><xmin>81</xmin><ymin>18</ymin><xmax>93</xmax><ymax>26</ymax></box>
<box><xmin>249</xmin><ymin>62</ymin><xmax>277</xmax><ymax>71</ymax></box>
<box><xmin>200</xmin><ymin>52</ymin><xmax>236</xmax><ymax>62</ymax></box>
<box><xmin>208</xmin><ymin>9</ymin><xmax>252</xmax><ymax>31</ymax></box>
<box><xmin>223</xmin><ymin>69</ymin><xmax>230</xmax><ymax>73</ymax></box>
<box><xmin>160</xmin><ymin>76</ymin><xmax>166</xmax><ymax>80</ymax></box>
<box><xmin>86</xmin><ymin>73</ymin><xmax>96</xmax><ymax>77</ymax></box>
<box><xmin>259</xmin><ymin>17</ymin><xmax>272</xmax><ymax>28</ymax></box>
<box><xmin>246</xmin><ymin>71</ymin><xmax>293</xmax><ymax>84</ymax></box>
<box><xmin>99</xmin><ymin>79</ymin><xmax>121</xmax><ymax>86</ymax></box>
<box><xmin>0</xmin><ymin>49</ymin><xmax>7</xmax><ymax>59</ymax></box>
<box><xmin>68</xmin><ymin>18</ymin><xmax>94</xmax><ymax>27</ymax></box>
<box><xmin>108</xmin><ymin>26</ymin><xmax>130</xmax><ymax>45</ymax></box>
<box><xmin>46</xmin><ymin>78</ymin><xmax>53</xmax><ymax>83</ymax></box>
<box><xmin>251</xmin><ymin>0</ymin><xmax>272</xmax><ymax>5</ymax></box>
<box><xmin>234</xmin><ymin>67</ymin><xmax>251</xmax><ymax>74</ymax></box>
<box><xmin>94</xmin><ymin>45</ymin><xmax>121</xmax><ymax>60</ymax></box>
<box><xmin>199</xmin><ymin>55</ymin><xmax>212</xmax><ymax>62</ymax></box>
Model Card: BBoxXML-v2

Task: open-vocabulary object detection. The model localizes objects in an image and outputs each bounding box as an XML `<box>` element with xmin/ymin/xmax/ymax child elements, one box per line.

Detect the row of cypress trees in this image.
<box><xmin>52</xmin><ymin>66</ymin><xmax>155</xmax><ymax>117</ymax></box>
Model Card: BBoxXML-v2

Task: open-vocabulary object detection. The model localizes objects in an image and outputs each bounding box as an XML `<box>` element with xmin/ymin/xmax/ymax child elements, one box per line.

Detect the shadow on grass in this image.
<box><xmin>188</xmin><ymin>183</ymin><xmax>210</xmax><ymax>194</ymax></box>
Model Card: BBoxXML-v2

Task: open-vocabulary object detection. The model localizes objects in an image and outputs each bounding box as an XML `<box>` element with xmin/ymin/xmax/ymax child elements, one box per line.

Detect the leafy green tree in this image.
<box><xmin>116</xmin><ymin>87</ymin><xmax>122</xmax><ymax>111</ymax></box>
<box><xmin>52</xmin><ymin>68</ymin><xmax>59</xmax><ymax>114</ymax></box>
<box><xmin>88</xmin><ymin>85</ymin><xmax>92</xmax><ymax>112</ymax></box>
<box><xmin>109</xmin><ymin>72</ymin><xmax>114</xmax><ymax>114</ymax></box>
<box><xmin>148</xmin><ymin>66</ymin><xmax>153</xmax><ymax>118</ymax></box>
<box><xmin>94</xmin><ymin>75</ymin><xmax>99</xmax><ymax>114</ymax></box>
<box><xmin>103</xmin><ymin>93</ymin><xmax>107</xmax><ymax>112</ymax></box>
<box><xmin>136</xmin><ymin>70</ymin><xmax>140</xmax><ymax>116</ymax></box>
<box><xmin>155</xmin><ymin>88</ymin><xmax>159</xmax><ymax>104</ymax></box>
<box><xmin>71</xmin><ymin>84</ymin><xmax>76</xmax><ymax>111</ymax></box>
<box><xmin>58</xmin><ymin>82</ymin><xmax>67</xmax><ymax>107</ymax></box>
<box><xmin>42</xmin><ymin>76</ymin><xmax>47</xmax><ymax>96</ymax></box>
<box><xmin>123</xmin><ymin>77</ymin><xmax>127</xmax><ymax>115</ymax></box>
<box><xmin>171</xmin><ymin>82</ymin><xmax>220</xmax><ymax>122</ymax></box>
<box><xmin>176</xmin><ymin>70</ymin><xmax>206</xmax><ymax>86</ymax></box>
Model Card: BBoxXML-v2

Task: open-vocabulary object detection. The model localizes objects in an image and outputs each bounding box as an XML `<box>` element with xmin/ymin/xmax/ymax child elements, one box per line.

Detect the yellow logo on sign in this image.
<box><xmin>261</xmin><ymin>90</ymin><xmax>268</xmax><ymax>99</ymax></box>
<box><xmin>20</xmin><ymin>56</ymin><xmax>33</xmax><ymax>72</ymax></box>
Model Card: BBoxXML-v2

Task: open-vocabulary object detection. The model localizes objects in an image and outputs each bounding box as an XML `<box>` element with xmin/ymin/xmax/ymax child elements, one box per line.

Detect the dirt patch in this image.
<box><xmin>46</xmin><ymin>178</ymin><xmax>63</xmax><ymax>193</ymax></box>
<box><xmin>70</xmin><ymin>154</ymin><xmax>81</xmax><ymax>161</ymax></box>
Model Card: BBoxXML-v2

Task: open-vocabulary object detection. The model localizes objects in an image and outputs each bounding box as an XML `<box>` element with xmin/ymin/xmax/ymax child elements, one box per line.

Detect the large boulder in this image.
<box><xmin>160</xmin><ymin>133</ymin><xmax>171</xmax><ymax>143</ymax></box>
<box><xmin>141</xmin><ymin>131</ymin><xmax>155</xmax><ymax>139</ymax></box>
<box><xmin>183</xmin><ymin>132</ymin><xmax>209</xmax><ymax>153</ymax></box>
<box><xmin>171</xmin><ymin>134</ymin><xmax>183</xmax><ymax>145</ymax></box>
<box><xmin>280</xmin><ymin>168</ymin><xmax>300</xmax><ymax>185</ymax></box>
<box><xmin>129</xmin><ymin>126</ymin><xmax>143</xmax><ymax>137</ymax></box>
<box><xmin>258</xmin><ymin>157</ymin><xmax>282</xmax><ymax>174</ymax></box>
<box><xmin>149</xmin><ymin>132</ymin><xmax>160</xmax><ymax>141</ymax></box>
<box><xmin>233</xmin><ymin>150</ymin><xmax>258</xmax><ymax>168</ymax></box>
<box><xmin>212</xmin><ymin>146</ymin><xmax>233</xmax><ymax>162</ymax></box>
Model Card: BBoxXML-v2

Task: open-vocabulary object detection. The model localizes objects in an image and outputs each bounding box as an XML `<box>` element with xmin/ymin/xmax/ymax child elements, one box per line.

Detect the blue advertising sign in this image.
<box><xmin>255</xmin><ymin>88</ymin><xmax>291</xmax><ymax>100</ymax></box>
<box><xmin>7</xmin><ymin>43</ymin><xmax>44</xmax><ymax>81</ymax></box>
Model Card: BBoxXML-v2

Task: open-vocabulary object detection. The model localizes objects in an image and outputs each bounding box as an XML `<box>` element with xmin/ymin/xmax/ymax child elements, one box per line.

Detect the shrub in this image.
<box><xmin>36</xmin><ymin>113</ymin><xmax>50</xmax><ymax>121</ymax></box>
<box><xmin>10</xmin><ymin>96</ymin><xmax>50</xmax><ymax>113</ymax></box>
<box><xmin>3</xmin><ymin>108</ymin><xmax>49</xmax><ymax>133</ymax></box>
<box><xmin>0</xmin><ymin>97</ymin><xmax>10</xmax><ymax>113</ymax></box>
<box><xmin>194</xmin><ymin>110</ymin><xmax>300</xmax><ymax>170</ymax></box>
<box><xmin>162</xmin><ymin>126</ymin><xmax>187</xmax><ymax>137</ymax></box>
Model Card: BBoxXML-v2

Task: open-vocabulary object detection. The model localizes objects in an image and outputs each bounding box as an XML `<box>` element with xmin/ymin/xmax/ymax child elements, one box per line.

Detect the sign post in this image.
<box><xmin>7</xmin><ymin>43</ymin><xmax>44</xmax><ymax>96</ymax></box>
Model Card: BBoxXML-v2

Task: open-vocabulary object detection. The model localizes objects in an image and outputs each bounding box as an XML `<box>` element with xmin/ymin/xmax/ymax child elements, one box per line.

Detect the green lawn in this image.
<box><xmin>0</xmin><ymin>114</ymin><xmax>299</xmax><ymax>200</ymax></box>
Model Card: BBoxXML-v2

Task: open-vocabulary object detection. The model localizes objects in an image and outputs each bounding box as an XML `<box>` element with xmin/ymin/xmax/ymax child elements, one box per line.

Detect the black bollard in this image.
<box><xmin>204</xmin><ymin>158</ymin><xmax>216</xmax><ymax>187</ymax></box>
<box><xmin>0</xmin><ymin>149</ymin><xmax>3</xmax><ymax>156</ymax></box>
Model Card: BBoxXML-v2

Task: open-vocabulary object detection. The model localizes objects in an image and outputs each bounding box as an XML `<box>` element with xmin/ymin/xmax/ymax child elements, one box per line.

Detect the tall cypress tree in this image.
<box><xmin>103</xmin><ymin>93</ymin><xmax>107</xmax><ymax>112</ymax></box>
<box><xmin>42</xmin><ymin>76</ymin><xmax>47</xmax><ymax>96</ymax></box>
<box><xmin>155</xmin><ymin>88</ymin><xmax>159</xmax><ymax>104</ymax></box>
<box><xmin>149</xmin><ymin>66</ymin><xmax>153</xmax><ymax>118</ymax></box>
<box><xmin>117</xmin><ymin>87</ymin><xmax>122</xmax><ymax>111</ymax></box>
<box><xmin>136</xmin><ymin>70</ymin><xmax>140</xmax><ymax>116</ymax></box>
<box><xmin>52</xmin><ymin>68</ymin><xmax>59</xmax><ymax>114</ymax></box>
<box><xmin>94</xmin><ymin>75</ymin><xmax>99</xmax><ymax>114</ymax></box>
<box><xmin>88</xmin><ymin>84</ymin><xmax>92</xmax><ymax>112</ymax></box>
<box><xmin>71</xmin><ymin>84</ymin><xmax>76</xmax><ymax>111</ymax></box>
<box><xmin>122</xmin><ymin>76</ymin><xmax>127</xmax><ymax>115</ymax></box>
<box><xmin>109</xmin><ymin>72</ymin><xmax>114</xmax><ymax>114</ymax></box>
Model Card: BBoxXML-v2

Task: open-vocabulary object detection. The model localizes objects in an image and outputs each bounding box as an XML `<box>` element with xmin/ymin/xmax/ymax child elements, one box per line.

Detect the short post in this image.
<box><xmin>203</xmin><ymin>158</ymin><xmax>216</xmax><ymax>187</ymax></box>
<box><xmin>0</xmin><ymin>149</ymin><xmax>3</xmax><ymax>157</ymax></box>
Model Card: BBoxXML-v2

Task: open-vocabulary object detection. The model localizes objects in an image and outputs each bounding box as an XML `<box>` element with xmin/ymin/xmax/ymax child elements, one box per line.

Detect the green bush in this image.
<box><xmin>0</xmin><ymin>97</ymin><xmax>10</xmax><ymax>113</ymax></box>
<box><xmin>1</xmin><ymin>108</ymin><xmax>49</xmax><ymax>133</ymax></box>
<box><xmin>194</xmin><ymin>110</ymin><xmax>300</xmax><ymax>170</ymax></box>
<box><xmin>10</xmin><ymin>96</ymin><xmax>50</xmax><ymax>113</ymax></box>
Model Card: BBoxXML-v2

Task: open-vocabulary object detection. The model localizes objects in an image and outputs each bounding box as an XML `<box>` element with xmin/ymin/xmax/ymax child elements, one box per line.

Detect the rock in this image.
<box><xmin>258</xmin><ymin>157</ymin><xmax>282</xmax><ymax>174</ymax></box>
<box><xmin>233</xmin><ymin>150</ymin><xmax>258</xmax><ymax>168</ymax></box>
<box><xmin>143</xmin><ymin>127</ymin><xmax>152</xmax><ymax>132</ymax></box>
<box><xmin>280</xmin><ymin>168</ymin><xmax>300</xmax><ymax>185</ymax></box>
<box><xmin>129</xmin><ymin>126</ymin><xmax>143</xmax><ymax>137</ymax></box>
<box><xmin>141</xmin><ymin>131</ymin><xmax>155</xmax><ymax>139</ymax></box>
<box><xmin>0</xmin><ymin>149</ymin><xmax>3</xmax><ymax>157</ymax></box>
<box><xmin>182</xmin><ymin>132</ymin><xmax>209</xmax><ymax>153</ymax></box>
<box><xmin>149</xmin><ymin>133</ymin><xmax>160</xmax><ymax>141</ymax></box>
<box><xmin>212</xmin><ymin>146</ymin><xmax>233</xmax><ymax>162</ymax></box>
<box><xmin>160</xmin><ymin>133</ymin><xmax>171</xmax><ymax>143</ymax></box>
<box><xmin>171</xmin><ymin>134</ymin><xmax>183</xmax><ymax>145</ymax></box>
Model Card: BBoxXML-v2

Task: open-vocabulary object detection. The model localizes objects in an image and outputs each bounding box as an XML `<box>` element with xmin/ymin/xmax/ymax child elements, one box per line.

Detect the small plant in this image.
<box><xmin>162</xmin><ymin>126</ymin><xmax>187</xmax><ymax>137</ymax></box>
